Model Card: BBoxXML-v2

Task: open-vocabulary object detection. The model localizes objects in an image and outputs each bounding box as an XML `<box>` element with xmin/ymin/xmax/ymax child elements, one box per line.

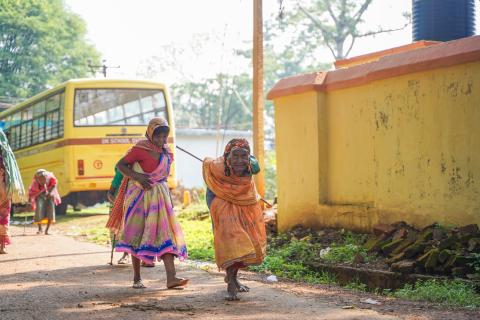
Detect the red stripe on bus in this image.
<box><xmin>14</xmin><ymin>137</ymin><xmax>175</xmax><ymax>159</ymax></box>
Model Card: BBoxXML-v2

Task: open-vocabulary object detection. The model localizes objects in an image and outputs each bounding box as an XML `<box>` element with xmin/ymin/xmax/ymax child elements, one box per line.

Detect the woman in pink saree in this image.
<box><xmin>107</xmin><ymin>118</ymin><xmax>188</xmax><ymax>289</ymax></box>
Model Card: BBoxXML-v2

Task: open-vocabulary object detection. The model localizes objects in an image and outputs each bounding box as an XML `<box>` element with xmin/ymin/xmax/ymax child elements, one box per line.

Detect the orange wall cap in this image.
<box><xmin>334</xmin><ymin>41</ymin><xmax>439</xmax><ymax>69</ymax></box>
<box><xmin>266</xmin><ymin>72</ymin><xmax>326</xmax><ymax>100</ymax></box>
<box><xmin>267</xmin><ymin>35</ymin><xmax>480</xmax><ymax>100</ymax></box>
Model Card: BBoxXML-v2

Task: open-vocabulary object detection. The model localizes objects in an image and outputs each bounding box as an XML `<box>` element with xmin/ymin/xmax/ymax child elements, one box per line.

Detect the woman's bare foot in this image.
<box><xmin>166</xmin><ymin>277</ymin><xmax>189</xmax><ymax>289</ymax></box>
<box><xmin>225</xmin><ymin>267</ymin><xmax>240</xmax><ymax>301</ymax></box>
<box><xmin>235</xmin><ymin>278</ymin><xmax>250</xmax><ymax>292</ymax></box>
<box><xmin>224</xmin><ymin>275</ymin><xmax>250</xmax><ymax>292</ymax></box>
<box><xmin>132</xmin><ymin>279</ymin><xmax>146</xmax><ymax>289</ymax></box>
<box><xmin>226</xmin><ymin>279</ymin><xmax>239</xmax><ymax>301</ymax></box>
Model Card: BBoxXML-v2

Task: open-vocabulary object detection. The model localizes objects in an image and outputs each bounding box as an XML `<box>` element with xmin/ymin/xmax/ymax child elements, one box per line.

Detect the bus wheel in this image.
<box><xmin>55</xmin><ymin>203</ymin><xmax>68</xmax><ymax>216</ymax></box>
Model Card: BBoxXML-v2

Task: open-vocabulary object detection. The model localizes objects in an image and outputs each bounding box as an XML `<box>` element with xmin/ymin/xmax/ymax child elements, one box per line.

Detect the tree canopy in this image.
<box><xmin>276</xmin><ymin>0</ymin><xmax>410</xmax><ymax>60</ymax></box>
<box><xmin>0</xmin><ymin>0</ymin><xmax>101</xmax><ymax>99</ymax></box>
<box><xmin>137</xmin><ymin>0</ymin><xmax>410</xmax><ymax>138</ymax></box>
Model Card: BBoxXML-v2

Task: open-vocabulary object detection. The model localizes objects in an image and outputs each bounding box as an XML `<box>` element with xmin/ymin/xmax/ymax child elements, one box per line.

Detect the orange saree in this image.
<box><xmin>203</xmin><ymin>157</ymin><xmax>266</xmax><ymax>269</ymax></box>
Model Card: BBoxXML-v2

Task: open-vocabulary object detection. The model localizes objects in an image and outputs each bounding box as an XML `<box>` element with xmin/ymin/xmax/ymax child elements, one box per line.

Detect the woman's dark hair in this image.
<box><xmin>152</xmin><ymin>125</ymin><xmax>170</xmax><ymax>137</ymax></box>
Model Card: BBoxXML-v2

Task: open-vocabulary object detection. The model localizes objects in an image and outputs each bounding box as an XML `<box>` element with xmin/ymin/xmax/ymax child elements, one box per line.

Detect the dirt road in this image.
<box><xmin>0</xmin><ymin>226</ymin><xmax>477</xmax><ymax>320</ymax></box>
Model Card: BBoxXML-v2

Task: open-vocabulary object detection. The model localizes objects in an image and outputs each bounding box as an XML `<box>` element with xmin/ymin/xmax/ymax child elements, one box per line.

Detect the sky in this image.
<box><xmin>64</xmin><ymin>0</ymin><xmax>471</xmax><ymax>85</ymax></box>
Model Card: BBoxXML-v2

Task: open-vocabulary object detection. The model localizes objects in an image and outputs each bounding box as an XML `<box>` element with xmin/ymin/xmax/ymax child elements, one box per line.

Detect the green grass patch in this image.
<box><xmin>177</xmin><ymin>203</ymin><xmax>214</xmax><ymax>261</ymax></box>
<box><xmin>344</xmin><ymin>279</ymin><xmax>368</xmax><ymax>292</ymax></box>
<box><xmin>178</xmin><ymin>203</ymin><xmax>210</xmax><ymax>220</ymax></box>
<box><xmin>321</xmin><ymin>231</ymin><xmax>369</xmax><ymax>264</ymax></box>
<box><xmin>249</xmin><ymin>237</ymin><xmax>337</xmax><ymax>284</ymax></box>
<box><xmin>321</xmin><ymin>243</ymin><xmax>367</xmax><ymax>264</ymax></box>
<box><xmin>394</xmin><ymin>279</ymin><xmax>480</xmax><ymax>309</ymax></box>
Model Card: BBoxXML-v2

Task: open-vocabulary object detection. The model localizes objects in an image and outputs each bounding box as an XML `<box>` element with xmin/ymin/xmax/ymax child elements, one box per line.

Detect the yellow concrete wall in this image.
<box><xmin>371</xmin><ymin>62</ymin><xmax>480</xmax><ymax>228</ymax></box>
<box><xmin>275</xmin><ymin>91</ymin><xmax>326</xmax><ymax>231</ymax></box>
<box><xmin>326</xmin><ymin>88</ymin><xmax>375</xmax><ymax>205</ymax></box>
<box><xmin>273</xmin><ymin>61</ymin><xmax>480</xmax><ymax>232</ymax></box>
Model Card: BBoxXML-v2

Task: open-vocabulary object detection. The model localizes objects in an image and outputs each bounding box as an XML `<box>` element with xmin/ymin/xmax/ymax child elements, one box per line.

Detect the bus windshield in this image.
<box><xmin>74</xmin><ymin>88</ymin><xmax>168</xmax><ymax>126</ymax></box>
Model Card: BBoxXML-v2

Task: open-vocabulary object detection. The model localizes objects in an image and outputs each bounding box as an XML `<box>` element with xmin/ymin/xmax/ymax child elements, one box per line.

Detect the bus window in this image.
<box><xmin>32</xmin><ymin>118</ymin><xmax>45</xmax><ymax>144</ymax></box>
<box><xmin>4</xmin><ymin>115</ymin><xmax>12</xmax><ymax>130</ymax></box>
<box><xmin>20</xmin><ymin>121</ymin><xmax>32</xmax><ymax>148</ymax></box>
<box><xmin>12</xmin><ymin>112</ymin><xmax>20</xmax><ymax>127</ymax></box>
<box><xmin>21</xmin><ymin>108</ymin><xmax>32</xmax><ymax>121</ymax></box>
<box><xmin>108</xmin><ymin>105</ymin><xmax>125</xmax><ymax>123</ymax></box>
<box><xmin>94</xmin><ymin>110</ymin><xmax>108</xmax><ymax>124</ymax></box>
<box><xmin>46</xmin><ymin>94</ymin><xmax>59</xmax><ymax>112</ymax></box>
<box><xmin>32</xmin><ymin>101</ymin><xmax>46</xmax><ymax>145</ymax></box>
<box><xmin>140</xmin><ymin>96</ymin><xmax>154</xmax><ymax>113</ymax></box>
<box><xmin>33</xmin><ymin>101</ymin><xmax>45</xmax><ymax>117</ymax></box>
<box><xmin>74</xmin><ymin>89</ymin><xmax>168</xmax><ymax>126</ymax></box>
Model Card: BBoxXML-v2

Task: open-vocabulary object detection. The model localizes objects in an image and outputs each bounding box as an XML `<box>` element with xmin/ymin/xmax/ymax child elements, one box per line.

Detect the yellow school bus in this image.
<box><xmin>0</xmin><ymin>79</ymin><xmax>177</xmax><ymax>215</ymax></box>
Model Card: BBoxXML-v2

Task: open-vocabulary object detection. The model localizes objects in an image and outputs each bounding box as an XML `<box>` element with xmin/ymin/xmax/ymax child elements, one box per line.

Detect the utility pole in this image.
<box><xmin>253</xmin><ymin>0</ymin><xmax>265</xmax><ymax>198</ymax></box>
<box><xmin>88</xmin><ymin>59</ymin><xmax>120</xmax><ymax>78</ymax></box>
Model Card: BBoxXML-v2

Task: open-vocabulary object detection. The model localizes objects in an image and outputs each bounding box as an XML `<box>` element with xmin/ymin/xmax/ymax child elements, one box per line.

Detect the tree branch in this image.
<box><xmin>353</xmin><ymin>0</ymin><xmax>373</xmax><ymax>25</ymax></box>
<box><xmin>297</xmin><ymin>2</ymin><xmax>338</xmax><ymax>58</ymax></box>
<box><xmin>356</xmin><ymin>21</ymin><xmax>410</xmax><ymax>38</ymax></box>
<box><xmin>325</xmin><ymin>0</ymin><xmax>338</xmax><ymax>25</ymax></box>
<box><xmin>297</xmin><ymin>2</ymin><xmax>325</xmax><ymax>32</ymax></box>
<box><xmin>344</xmin><ymin>35</ymin><xmax>356</xmax><ymax>57</ymax></box>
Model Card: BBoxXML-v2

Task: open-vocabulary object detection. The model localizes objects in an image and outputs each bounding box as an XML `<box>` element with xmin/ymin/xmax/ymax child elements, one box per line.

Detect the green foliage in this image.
<box><xmin>171</xmin><ymin>73</ymin><xmax>253</xmax><ymax>131</ymax></box>
<box><xmin>394</xmin><ymin>279</ymin><xmax>480</xmax><ymax>309</ymax></box>
<box><xmin>0</xmin><ymin>0</ymin><xmax>101</xmax><ymax>99</ymax></box>
<box><xmin>84</xmin><ymin>226</ymin><xmax>110</xmax><ymax>245</ymax></box>
<box><xmin>322</xmin><ymin>243</ymin><xmax>366</xmax><ymax>264</ymax></box>
<box><xmin>250</xmin><ymin>237</ymin><xmax>337</xmax><ymax>284</ymax></box>
<box><xmin>177</xmin><ymin>203</ymin><xmax>215</xmax><ymax>261</ymax></box>
<box><xmin>469</xmin><ymin>253</ymin><xmax>480</xmax><ymax>274</ymax></box>
<box><xmin>321</xmin><ymin>231</ymin><xmax>369</xmax><ymax>264</ymax></box>
<box><xmin>177</xmin><ymin>203</ymin><xmax>210</xmax><ymax>221</ymax></box>
<box><xmin>344</xmin><ymin>279</ymin><xmax>367</xmax><ymax>292</ymax></box>
<box><xmin>250</xmin><ymin>254</ymin><xmax>337</xmax><ymax>285</ymax></box>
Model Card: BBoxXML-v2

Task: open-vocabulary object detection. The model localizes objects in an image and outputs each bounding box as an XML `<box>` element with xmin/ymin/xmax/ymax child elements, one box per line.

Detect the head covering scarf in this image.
<box><xmin>146</xmin><ymin>117</ymin><xmax>169</xmax><ymax>141</ymax></box>
<box><xmin>28</xmin><ymin>169</ymin><xmax>61</xmax><ymax>210</ymax></box>
<box><xmin>0</xmin><ymin>129</ymin><xmax>26</xmax><ymax>203</ymax></box>
<box><xmin>133</xmin><ymin>117</ymin><xmax>170</xmax><ymax>154</ymax></box>
<box><xmin>35</xmin><ymin>169</ymin><xmax>47</xmax><ymax>177</ymax></box>
<box><xmin>223</xmin><ymin>138</ymin><xmax>251</xmax><ymax>176</ymax></box>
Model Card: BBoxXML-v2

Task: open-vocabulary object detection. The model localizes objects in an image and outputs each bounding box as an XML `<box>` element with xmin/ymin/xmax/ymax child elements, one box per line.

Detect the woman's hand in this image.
<box><xmin>133</xmin><ymin>172</ymin><xmax>152</xmax><ymax>190</ymax></box>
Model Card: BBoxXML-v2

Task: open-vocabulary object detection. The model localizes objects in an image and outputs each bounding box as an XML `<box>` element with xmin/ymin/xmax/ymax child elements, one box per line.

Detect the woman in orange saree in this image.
<box><xmin>203</xmin><ymin>139</ymin><xmax>266</xmax><ymax>300</ymax></box>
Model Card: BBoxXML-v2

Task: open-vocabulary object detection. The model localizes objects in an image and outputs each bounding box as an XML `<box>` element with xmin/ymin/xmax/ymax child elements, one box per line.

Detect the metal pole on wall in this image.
<box><xmin>253</xmin><ymin>0</ymin><xmax>266</xmax><ymax>198</ymax></box>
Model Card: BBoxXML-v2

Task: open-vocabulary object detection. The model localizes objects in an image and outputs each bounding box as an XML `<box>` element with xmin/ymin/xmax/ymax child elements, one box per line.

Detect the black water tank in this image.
<box><xmin>413</xmin><ymin>0</ymin><xmax>476</xmax><ymax>41</ymax></box>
